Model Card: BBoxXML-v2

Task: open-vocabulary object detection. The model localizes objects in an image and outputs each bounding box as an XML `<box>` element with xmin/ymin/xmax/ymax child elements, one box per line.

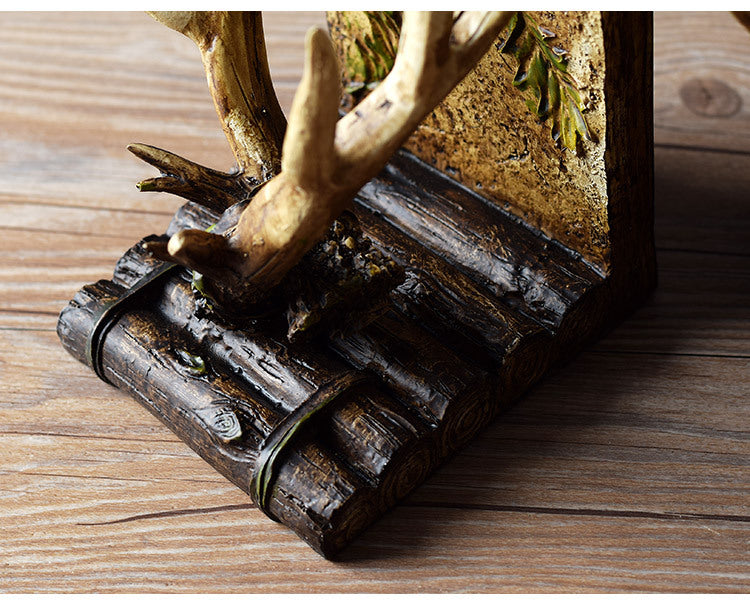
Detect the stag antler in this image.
<box><xmin>129</xmin><ymin>11</ymin><xmax>285</xmax><ymax>210</ymax></box>
<box><xmin>134</xmin><ymin>11</ymin><xmax>512</xmax><ymax>309</ymax></box>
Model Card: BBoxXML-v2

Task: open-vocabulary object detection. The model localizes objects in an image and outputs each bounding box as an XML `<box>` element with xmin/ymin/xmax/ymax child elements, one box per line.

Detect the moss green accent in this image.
<box><xmin>337</xmin><ymin>11</ymin><xmax>401</xmax><ymax>100</ymax></box>
<box><xmin>191</xmin><ymin>270</ymin><xmax>215</xmax><ymax>311</ymax></box>
<box><xmin>175</xmin><ymin>348</ymin><xmax>207</xmax><ymax>376</ymax></box>
<box><xmin>500</xmin><ymin>12</ymin><xmax>592</xmax><ymax>152</ymax></box>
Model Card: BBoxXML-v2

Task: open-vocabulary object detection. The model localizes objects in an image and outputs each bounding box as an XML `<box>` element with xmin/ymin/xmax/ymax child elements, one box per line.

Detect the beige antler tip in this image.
<box><xmin>143</xmin><ymin>239</ymin><xmax>172</xmax><ymax>262</ymax></box>
<box><xmin>147</xmin><ymin>11</ymin><xmax>195</xmax><ymax>35</ymax></box>
<box><xmin>281</xmin><ymin>22</ymin><xmax>340</xmax><ymax>187</ymax></box>
<box><xmin>167</xmin><ymin>229</ymin><xmax>194</xmax><ymax>258</ymax></box>
<box><xmin>167</xmin><ymin>229</ymin><xmax>234</xmax><ymax>268</ymax></box>
<box><xmin>305</xmin><ymin>25</ymin><xmax>329</xmax><ymax>48</ymax></box>
<box><xmin>303</xmin><ymin>26</ymin><xmax>339</xmax><ymax>79</ymax></box>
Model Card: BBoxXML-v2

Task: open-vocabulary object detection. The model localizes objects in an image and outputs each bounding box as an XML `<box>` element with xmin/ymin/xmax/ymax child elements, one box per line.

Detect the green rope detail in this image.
<box><xmin>86</xmin><ymin>263</ymin><xmax>178</xmax><ymax>384</ymax></box>
<box><xmin>251</xmin><ymin>372</ymin><xmax>369</xmax><ymax>520</ymax></box>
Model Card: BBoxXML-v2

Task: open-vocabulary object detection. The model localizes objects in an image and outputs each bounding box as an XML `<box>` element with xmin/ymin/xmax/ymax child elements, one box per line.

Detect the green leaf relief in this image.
<box><xmin>500</xmin><ymin>12</ymin><xmax>592</xmax><ymax>152</ymax></box>
<box><xmin>191</xmin><ymin>270</ymin><xmax>215</xmax><ymax>311</ymax></box>
<box><xmin>335</xmin><ymin>11</ymin><xmax>590</xmax><ymax>152</ymax></box>
<box><xmin>340</xmin><ymin>11</ymin><xmax>401</xmax><ymax>98</ymax></box>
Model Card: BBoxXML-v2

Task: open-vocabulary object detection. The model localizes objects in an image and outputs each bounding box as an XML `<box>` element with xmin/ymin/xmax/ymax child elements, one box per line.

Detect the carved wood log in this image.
<box><xmin>358</xmin><ymin>153</ymin><xmax>602</xmax><ymax>330</ymax></box>
<box><xmin>351</xmin><ymin>208</ymin><xmax>553</xmax><ymax>394</ymax></box>
<box><xmin>56</xmin><ymin>267</ymin><xmax>487</xmax><ymax>554</ymax></box>
<box><xmin>159</xmin><ymin>192</ymin><xmax>566</xmax><ymax>412</ymax></box>
<box><xmin>59</xmin><ymin>190</ymin><xmax>531</xmax><ymax>556</ymax></box>
<box><xmin>112</xmin><ymin>244</ymin><xmax>433</xmax><ymax>486</ymax></box>
<box><xmin>58</xmin><ymin>281</ymin><xmax>377</xmax><ymax>555</ymax></box>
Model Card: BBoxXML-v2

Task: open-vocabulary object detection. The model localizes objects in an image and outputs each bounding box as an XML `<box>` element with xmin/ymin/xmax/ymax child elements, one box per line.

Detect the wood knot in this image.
<box><xmin>679</xmin><ymin>77</ymin><xmax>742</xmax><ymax>118</ymax></box>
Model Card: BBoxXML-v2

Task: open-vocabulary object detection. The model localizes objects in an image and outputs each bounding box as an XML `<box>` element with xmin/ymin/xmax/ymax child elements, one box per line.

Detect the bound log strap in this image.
<box><xmin>86</xmin><ymin>260</ymin><xmax>369</xmax><ymax>522</ymax></box>
<box><xmin>86</xmin><ymin>262</ymin><xmax>178</xmax><ymax>383</ymax></box>
<box><xmin>250</xmin><ymin>371</ymin><xmax>370</xmax><ymax>521</ymax></box>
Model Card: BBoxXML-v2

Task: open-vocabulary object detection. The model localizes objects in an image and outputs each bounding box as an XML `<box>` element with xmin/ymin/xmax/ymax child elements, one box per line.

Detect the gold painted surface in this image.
<box><xmin>329</xmin><ymin>11</ymin><xmax>611</xmax><ymax>270</ymax></box>
<box><xmin>405</xmin><ymin>12</ymin><xmax>609</xmax><ymax>269</ymax></box>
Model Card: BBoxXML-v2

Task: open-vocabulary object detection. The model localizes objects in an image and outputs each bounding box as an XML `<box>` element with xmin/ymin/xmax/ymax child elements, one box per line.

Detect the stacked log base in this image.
<box><xmin>55</xmin><ymin>149</ymin><xmax>649</xmax><ymax>559</ymax></box>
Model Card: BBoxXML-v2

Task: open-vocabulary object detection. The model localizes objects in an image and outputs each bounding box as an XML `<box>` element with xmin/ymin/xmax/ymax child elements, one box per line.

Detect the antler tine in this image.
<box><xmin>451</xmin><ymin>12</ymin><xmax>515</xmax><ymax>62</ymax></box>
<box><xmin>281</xmin><ymin>27</ymin><xmax>341</xmax><ymax>190</ymax></box>
<box><xmin>167</xmin><ymin>228</ymin><xmax>236</xmax><ymax>273</ymax></box>
<box><xmin>148</xmin><ymin>23</ymin><xmax>344</xmax><ymax>292</ymax></box>
<box><xmin>391</xmin><ymin>12</ymin><xmax>454</xmax><ymax>101</ymax></box>
<box><xmin>335</xmin><ymin>11</ymin><xmax>513</xmax><ymax>187</ymax></box>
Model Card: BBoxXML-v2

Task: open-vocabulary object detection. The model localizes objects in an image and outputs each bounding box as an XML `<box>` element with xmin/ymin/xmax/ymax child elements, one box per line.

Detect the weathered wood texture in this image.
<box><xmin>655</xmin><ymin>11</ymin><xmax>750</xmax><ymax>153</ymax></box>
<box><xmin>0</xmin><ymin>11</ymin><xmax>748</xmax><ymax>592</ymax></box>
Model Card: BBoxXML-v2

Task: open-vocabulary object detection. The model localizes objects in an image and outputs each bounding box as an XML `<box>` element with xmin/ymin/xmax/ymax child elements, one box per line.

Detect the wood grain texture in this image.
<box><xmin>654</xmin><ymin>11</ymin><xmax>750</xmax><ymax>153</ymax></box>
<box><xmin>0</xmin><ymin>11</ymin><xmax>748</xmax><ymax>592</ymax></box>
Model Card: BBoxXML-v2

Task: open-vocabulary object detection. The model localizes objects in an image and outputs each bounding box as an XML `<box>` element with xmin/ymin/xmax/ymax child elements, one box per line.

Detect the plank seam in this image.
<box><xmin>404</xmin><ymin>501</ymin><xmax>750</xmax><ymax>523</ymax></box>
<box><xmin>77</xmin><ymin>503</ymin><xmax>254</xmax><ymax>526</ymax></box>
<box><xmin>655</xmin><ymin>142</ymin><xmax>750</xmax><ymax>158</ymax></box>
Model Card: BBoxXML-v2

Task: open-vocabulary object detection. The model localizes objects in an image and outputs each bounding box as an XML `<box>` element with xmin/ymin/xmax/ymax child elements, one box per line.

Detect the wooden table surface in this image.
<box><xmin>1</xmin><ymin>12</ymin><xmax>748</xmax><ymax>593</ymax></box>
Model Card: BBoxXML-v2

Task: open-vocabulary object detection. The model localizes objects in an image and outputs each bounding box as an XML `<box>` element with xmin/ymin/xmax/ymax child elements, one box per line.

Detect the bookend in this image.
<box><xmin>57</xmin><ymin>12</ymin><xmax>655</xmax><ymax>558</ymax></box>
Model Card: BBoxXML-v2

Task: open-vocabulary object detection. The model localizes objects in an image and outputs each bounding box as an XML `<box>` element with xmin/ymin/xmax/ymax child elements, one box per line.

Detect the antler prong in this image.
<box><xmin>166</xmin><ymin>229</ymin><xmax>238</xmax><ymax>274</ymax></box>
<box><xmin>142</xmin><ymin>239</ymin><xmax>172</xmax><ymax>262</ymax></box>
<box><xmin>392</xmin><ymin>12</ymin><xmax>453</xmax><ymax>99</ymax></box>
<box><xmin>128</xmin><ymin>143</ymin><xmax>248</xmax><ymax>212</ymax></box>
<box><xmin>335</xmin><ymin>11</ymin><xmax>513</xmax><ymax>186</ymax></box>
<box><xmin>147</xmin><ymin>11</ymin><xmax>286</xmax><ymax>180</ymax></box>
<box><xmin>451</xmin><ymin>12</ymin><xmax>514</xmax><ymax>63</ymax></box>
<box><xmin>281</xmin><ymin>26</ymin><xmax>341</xmax><ymax>191</ymax></box>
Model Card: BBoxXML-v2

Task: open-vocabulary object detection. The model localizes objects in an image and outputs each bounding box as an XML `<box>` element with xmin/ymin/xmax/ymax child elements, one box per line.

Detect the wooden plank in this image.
<box><xmin>655</xmin><ymin>146</ymin><xmax>750</xmax><ymax>256</ymax></box>
<box><xmin>1</xmin><ymin>501</ymin><xmax>747</xmax><ymax>592</ymax></box>
<box><xmin>1</xmin><ymin>331</ymin><xmax>748</xmax><ymax>591</ymax></box>
<box><xmin>654</xmin><ymin>11</ymin><xmax>750</xmax><ymax>153</ymax></box>
<box><xmin>595</xmin><ymin>249</ymin><xmax>750</xmax><ymax>357</ymax></box>
<box><xmin>413</xmin><ymin>351</ymin><xmax>750</xmax><ymax>517</ymax></box>
<box><xmin>0</xmin><ymin>221</ymin><xmax>172</xmax><ymax>330</ymax></box>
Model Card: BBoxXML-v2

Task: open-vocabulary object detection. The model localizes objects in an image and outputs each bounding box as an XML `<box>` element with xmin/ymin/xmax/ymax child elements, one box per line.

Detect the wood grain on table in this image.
<box><xmin>1</xmin><ymin>11</ymin><xmax>748</xmax><ymax>592</ymax></box>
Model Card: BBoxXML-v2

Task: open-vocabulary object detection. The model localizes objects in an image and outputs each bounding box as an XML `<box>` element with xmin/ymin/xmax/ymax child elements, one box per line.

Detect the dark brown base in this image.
<box><xmin>57</xmin><ymin>149</ymin><xmax>654</xmax><ymax>558</ymax></box>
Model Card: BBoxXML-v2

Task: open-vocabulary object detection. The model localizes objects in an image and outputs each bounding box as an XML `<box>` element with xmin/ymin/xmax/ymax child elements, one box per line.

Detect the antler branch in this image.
<box><xmin>335</xmin><ymin>12</ymin><xmax>512</xmax><ymax>186</ymax></box>
<box><xmin>129</xmin><ymin>12</ymin><xmax>286</xmax><ymax>214</ymax></box>
<box><xmin>148</xmin><ymin>11</ymin><xmax>286</xmax><ymax>179</ymax></box>
<box><xmin>142</xmin><ymin>11</ymin><xmax>513</xmax><ymax>309</ymax></box>
<box><xmin>127</xmin><ymin>143</ymin><xmax>253</xmax><ymax>212</ymax></box>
